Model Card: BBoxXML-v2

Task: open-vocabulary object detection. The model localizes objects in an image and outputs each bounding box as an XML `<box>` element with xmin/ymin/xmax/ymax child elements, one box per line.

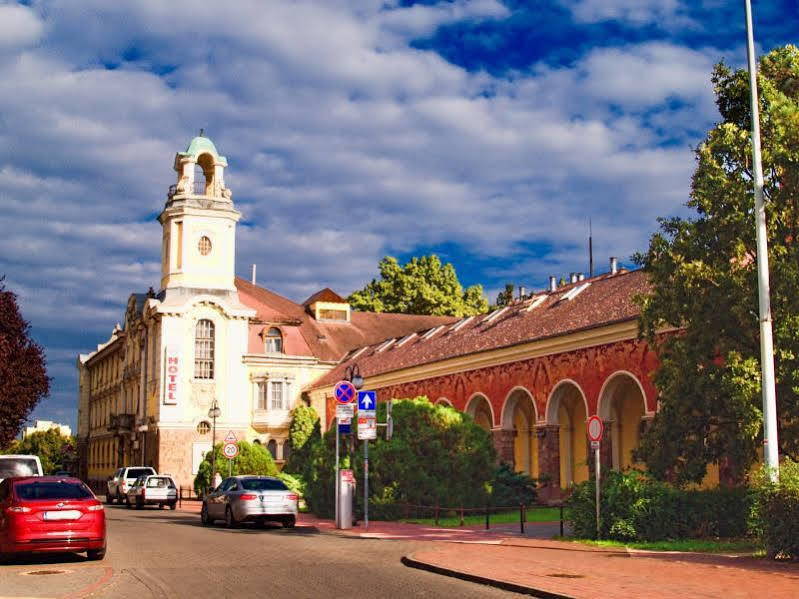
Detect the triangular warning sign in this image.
<box><xmin>224</xmin><ymin>431</ymin><xmax>237</xmax><ymax>443</ymax></box>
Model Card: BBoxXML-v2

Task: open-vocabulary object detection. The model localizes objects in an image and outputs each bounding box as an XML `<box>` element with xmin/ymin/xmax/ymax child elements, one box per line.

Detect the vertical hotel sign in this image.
<box><xmin>164</xmin><ymin>345</ymin><xmax>181</xmax><ymax>405</ymax></box>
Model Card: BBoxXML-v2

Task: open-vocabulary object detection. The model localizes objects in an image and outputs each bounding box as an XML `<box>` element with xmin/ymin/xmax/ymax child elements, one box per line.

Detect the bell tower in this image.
<box><xmin>158</xmin><ymin>133</ymin><xmax>239</xmax><ymax>292</ymax></box>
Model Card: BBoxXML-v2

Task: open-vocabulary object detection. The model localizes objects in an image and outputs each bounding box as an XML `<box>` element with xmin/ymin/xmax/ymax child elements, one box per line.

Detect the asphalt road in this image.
<box><xmin>0</xmin><ymin>504</ymin><xmax>519</xmax><ymax>598</ymax></box>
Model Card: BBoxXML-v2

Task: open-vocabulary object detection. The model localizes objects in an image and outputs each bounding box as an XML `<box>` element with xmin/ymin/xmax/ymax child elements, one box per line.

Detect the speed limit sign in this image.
<box><xmin>223</xmin><ymin>442</ymin><xmax>238</xmax><ymax>459</ymax></box>
<box><xmin>587</xmin><ymin>415</ymin><xmax>604</xmax><ymax>442</ymax></box>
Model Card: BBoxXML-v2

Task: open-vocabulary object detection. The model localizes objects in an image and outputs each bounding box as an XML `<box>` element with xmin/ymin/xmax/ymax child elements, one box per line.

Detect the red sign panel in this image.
<box><xmin>587</xmin><ymin>415</ymin><xmax>604</xmax><ymax>442</ymax></box>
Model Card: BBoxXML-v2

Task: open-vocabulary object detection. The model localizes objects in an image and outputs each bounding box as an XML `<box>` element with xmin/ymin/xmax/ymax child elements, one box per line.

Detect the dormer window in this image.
<box><xmin>265</xmin><ymin>327</ymin><xmax>283</xmax><ymax>353</ymax></box>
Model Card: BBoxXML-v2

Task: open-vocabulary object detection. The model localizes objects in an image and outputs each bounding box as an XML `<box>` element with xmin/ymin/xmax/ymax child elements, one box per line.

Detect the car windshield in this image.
<box><xmin>15</xmin><ymin>480</ymin><xmax>93</xmax><ymax>500</ymax></box>
<box><xmin>146</xmin><ymin>477</ymin><xmax>175</xmax><ymax>488</ymax></box>
<box><xmin>0</xmin><ymin>458</ymin><xmax>39</xmax><ymax>479</ymax></box>
<box><xmin>240</xmin><ymin>478</ymin><xmax>288</xmax><ymax>491</ymax></box>
<box><xmin>126</xmin><ymin>468</ymin><xmax>154</xmax><ymax>479</ymax></box>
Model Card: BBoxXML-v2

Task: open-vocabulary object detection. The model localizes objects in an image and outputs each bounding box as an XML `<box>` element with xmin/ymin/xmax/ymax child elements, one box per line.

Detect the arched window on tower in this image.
<box><xmin>194</xmin><ymin>153</ymin><xmax>215</xmax><ymax>196</ymax></box>
<box><xmin>265</xmin><ymin>327</ymin><xmax>283</xmax><ymax>354</ymax></box>
<box><xmin>194</xmin><ymin>320</ymin><xmax>215</xmax><ymax>379</ymax></box>
<box><xmin>267</xmin><ymin>440</ymin><xmax>277</xmax><ymax>460</ymax></box>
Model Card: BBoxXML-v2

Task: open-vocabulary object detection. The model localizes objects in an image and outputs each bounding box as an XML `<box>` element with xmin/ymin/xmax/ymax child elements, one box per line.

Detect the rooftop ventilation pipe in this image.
<box><xmin>549</xmin><ymin>276</ymin><xmax>557</xmax><ymax>292</ymax></box>
<box><xmin>610</xmin><ymin>257</ymin><xmax>618</xmax><ymax>275</ymax></box>
<box><xmin>570</xmin><ymin>272</ymin><xmax>578</xmax><ymax>283</ymax></box>
<box><xmin>251</xmin><ymin>264</ymin><xmax>257</xmax><ymax>284</ymax></box>
<box><xmin>578</xmin><ymin>273</ymin><xmax>585</xmax><ymax>282</ymax></box>
<box><xmin>518</xmin><ymin>286</ymin><xmax>526</xmax><ymax>299</ymax></box>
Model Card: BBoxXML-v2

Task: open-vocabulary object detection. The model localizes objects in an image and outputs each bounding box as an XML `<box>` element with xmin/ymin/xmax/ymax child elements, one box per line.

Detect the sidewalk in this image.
<box><xmin>178</xmin><ymin>502</ymin><xmax>799</xmax><ymax>597</ymax></box>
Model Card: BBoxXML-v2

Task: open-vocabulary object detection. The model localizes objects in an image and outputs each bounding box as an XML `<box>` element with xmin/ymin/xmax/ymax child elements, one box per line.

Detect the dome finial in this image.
<box><xmin>199</xmin><ymin>127</ymin><xmax>205</xmax><ymax>137</ymax></box>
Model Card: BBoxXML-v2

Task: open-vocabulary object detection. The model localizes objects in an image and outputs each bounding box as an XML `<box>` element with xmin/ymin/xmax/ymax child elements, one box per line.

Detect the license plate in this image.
<box><xmin>43</xmin><ymin>510</ymin><xmax>81</xmax><ymax>521</ymax></box>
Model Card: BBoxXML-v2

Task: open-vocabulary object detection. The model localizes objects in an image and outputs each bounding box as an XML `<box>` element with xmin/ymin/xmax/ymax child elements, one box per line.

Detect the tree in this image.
<box><xmin>304</xmin><ymin>397</ymin><xmax>496</xmax><ymax>518</ymax></box>
<box><xmin>193</xmin><ymin>441</ymin><xmax>278</xmax><ymax>496</ymax></box>
<box><xmin>493</xmin><ymin>283</ymin><xmax>516</xmax><ymax>309</ymax></box>
<box><xmin>283</xmin><ymin>404</ymin><xmax>321</xmax><ymax>476</ymax></box>
<box><xmin>348</xmin><ymin>255</ymin><xmax>488</xmax><ymax>316</ymax></box>
<box><xmin>0</xmin><ymin>277</ymin><xmax>49</xmax><ymax>449</ymax></box>
<box><xmin>4</xmin><ymin>429</ymin><xmax>77</xmax><ymax>474</ymax></box>
<box><xmin>634</xmin><ymin>46</ymin><xmax>799</xmax><ymax>485</ymax></box>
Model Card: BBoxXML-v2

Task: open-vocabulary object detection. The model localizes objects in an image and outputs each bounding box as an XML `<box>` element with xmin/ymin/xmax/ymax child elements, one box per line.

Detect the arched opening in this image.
<box><xmin>501</xmin><ymin>388</ymin><xmax>538</xmax><ymax>477</ymax></box>
<box><xmin>597</xmin><ymin>373</ymin><xmax>646</xmax><ymax>471</ymax></box>
<box><xmin>282</xmin><ymin>440</ymin><xmax>291</xmax><ymax>462</ymax></box>
<box><xmin>265</xmin><ymin>327</ymin><xmax>283</xmax><ymax>353</ymax></box>
<box><xmin>465</xmin><ymin>393</ymin><xmax>493</xmax><ymax>432</ymax></box>
<box><xmin>267</xmin><ymin>439</ymin><xmax>277</xmax><ymax>460</ymax></box>
<box><xmin>194</xmin><ymin>319</ymin><xmax>215</xmax><ymax>380</ymax></box>
<box><xmin>194</xmin><ymin>153</ymin><xmax>215</xmax><ymax>195</ymax></box>
<box><xmin>547</xmin><ymin>381</ymin><xmax>588</xmax><ymax>488</ymax></box>
<box><xmin>435</xmin><ymin>397</ymin><xmax>453</xmax><ymax>408</ymax></box>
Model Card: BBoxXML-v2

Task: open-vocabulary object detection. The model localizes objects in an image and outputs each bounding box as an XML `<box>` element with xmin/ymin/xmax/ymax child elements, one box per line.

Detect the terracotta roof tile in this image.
<box><xmin>309</xmin><ymin>270</ymin><xmax>649</xmax><ymax>389</ymax></box>
<box><xmin>302</xmin><ymin>288</ymin><xmax>347</xmax><ymax>306</ymax></box>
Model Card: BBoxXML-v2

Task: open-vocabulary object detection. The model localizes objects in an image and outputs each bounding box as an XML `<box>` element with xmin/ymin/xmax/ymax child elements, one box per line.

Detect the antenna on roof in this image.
<box><xmin>589</xmin><ymin>218</ymin><xmax>594</xmax><ymax>278</ymax></box>
<box><xmin>199</xmin><ymin>128</ymin><xmax>205</xmax><ymax>137</ymax></box>
<box><xmin>251</xmin><ymin>264</ymin><xmax>256</xmax><ymax>285</ymax></box>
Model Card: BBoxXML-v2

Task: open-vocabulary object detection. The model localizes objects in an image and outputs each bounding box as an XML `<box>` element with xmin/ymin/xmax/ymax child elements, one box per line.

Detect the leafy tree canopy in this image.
<box><xmin>634</xmin><ymin>45</ymin><xmax>799</xmax><ymax>485</ymax></box>
<box><xmin>283</xmin><ymin>403</ymin><xmax>321</xmax><ymax>476</ymax></box>
<box><xmin>493</xmin><ymin>283</ymin><xmax>516</xmax><ymax>310</ymax></box>
<box><xmin>0</xmin><ymin>277</ymin><xmax>49</xmax><ymax>449</ymax></box>
<box><xmin>348</xmin><ymin>255</ymin><xmax>488</xmax><ymax>317</ymax></box>
<box><xmin>4</xmin><ymin>429</ymin><xmax>76</xmax><ymax>474</ymax></box>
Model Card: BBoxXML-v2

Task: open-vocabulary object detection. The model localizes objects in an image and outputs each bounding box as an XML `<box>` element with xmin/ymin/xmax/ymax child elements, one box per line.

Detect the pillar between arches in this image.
<box><xmin>491</xmin><ymin>428</ymin><xmax>515</xmax><ymax>465</ymax></box>
<box><xmin>536</xmin><ymin>425</ymin><xmax>560</xmax><ymax>501</ymax></box>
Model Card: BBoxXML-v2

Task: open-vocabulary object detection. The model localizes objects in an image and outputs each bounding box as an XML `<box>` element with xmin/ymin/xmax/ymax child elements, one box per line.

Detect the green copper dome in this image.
<box><xmin>175</xmin><ymin>132</ymin><xmax>228</xmax><ymax>167</ymax></box>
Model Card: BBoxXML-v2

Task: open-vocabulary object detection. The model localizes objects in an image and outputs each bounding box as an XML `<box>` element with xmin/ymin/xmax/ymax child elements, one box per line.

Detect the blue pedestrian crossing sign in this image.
<box><xmin>358</xmin><ymin>390</ymin><xmax>377</xmax><ymax>412</ymax></box>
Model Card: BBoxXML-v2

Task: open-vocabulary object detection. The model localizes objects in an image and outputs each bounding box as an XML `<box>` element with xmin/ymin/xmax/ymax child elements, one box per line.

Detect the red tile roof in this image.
<box><xmin>302</xmin><ymin>288</ymin><xmax>347</xmax><ymax>306</ymax></box>
<box><xmin>235</xmin><ymin>277</ymin><xmax>455</xmax><ymax>361</ymax></box>
<box><xmin>309</xmin><ymin>269</ymin><xmax>649</xmax><ymax>389</ymax></box>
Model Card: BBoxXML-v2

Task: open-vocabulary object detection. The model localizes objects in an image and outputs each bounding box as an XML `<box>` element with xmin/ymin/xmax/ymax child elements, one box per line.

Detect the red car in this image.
<box><xmin>0</xmin><ymin>476</ymin><xmax>106</xmax><ymax>561</ymax></box>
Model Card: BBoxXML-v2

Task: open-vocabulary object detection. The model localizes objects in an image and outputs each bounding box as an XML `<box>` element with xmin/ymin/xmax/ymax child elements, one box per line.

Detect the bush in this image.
<box><xmin>490</xmin><ymin>463</ymin><xmax>538</xmax><ymax>507</ymax></box>
<box><xmin>567</xmin><ymin>470</ymin><xmax>753</xmax><ymax>541</ymax></box>
<box><xmin>283</xmin><ymin>404</ymin><xmax>321</xmax><ymax>476</ymax></box>
<box><xmin>193</xmin><ymin>441</ymin><xmax>278</xmax><ymax>496</ymax></box>
<box><xmin>753</xmin><ymin>458</ymin><xmax>799</xmax><ymax>559</ymax></box>
<box><xmin>304</xmin><ymin>397</ymin><xmax>496</xmax><ymax>519</ymax></box>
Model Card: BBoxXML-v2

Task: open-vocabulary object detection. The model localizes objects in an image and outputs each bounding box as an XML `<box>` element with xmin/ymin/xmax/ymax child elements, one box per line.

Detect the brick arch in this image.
<box><xmin>465</xmin><ymin>392</ymin><xmax>496</xmax><ymax>428</ymax></box>
<box><xmin>500</xmin><ymin>386</ymin><xmax>538</xmax><ymax>430</ymax></box>
<box><xmin>545</xmin><ymin>379</ymin><xmax>589</xmax><ymax>425</ymax></box>
<box><xmin>597</xmin><ymin>370</ymin><xmax>650</xmax><ymax>420</ymax></box>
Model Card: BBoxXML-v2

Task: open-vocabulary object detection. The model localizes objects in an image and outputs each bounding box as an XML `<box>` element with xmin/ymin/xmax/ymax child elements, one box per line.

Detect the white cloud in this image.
<box><xmin>560</xmin><ymin>0</ymin><xmax>695</xmax><ymax>28</ymax></box>
<box><xmin>0</xmin><ymin>4</ymin><xmax>44</xmax><ymax>50</ymax></box>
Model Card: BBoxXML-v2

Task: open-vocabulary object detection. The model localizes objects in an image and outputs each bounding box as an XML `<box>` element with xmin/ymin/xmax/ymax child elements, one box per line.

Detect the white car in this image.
<box><xmin>0</xmin><ymin>455</ymin><xmax>43</xmax><ymax>482</ymax></box>
<box><xmin>126</xmin><ymin>474</ymin><xmax>178</xmax><ymax>509</ymax></box>
<box><xmin>107</xmin><ymin>466</ymin><xmax>157</xmax><ymax>504</ymax></box>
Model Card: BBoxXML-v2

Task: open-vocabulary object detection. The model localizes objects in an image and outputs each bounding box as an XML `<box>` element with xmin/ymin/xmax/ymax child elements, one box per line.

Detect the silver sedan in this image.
<box><xmin>201</xmin><ymin>476</ymin><xmax>298</xmax><ymax>529</ymax></box>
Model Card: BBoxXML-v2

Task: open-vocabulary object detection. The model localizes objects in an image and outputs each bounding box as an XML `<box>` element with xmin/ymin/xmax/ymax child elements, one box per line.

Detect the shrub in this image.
<box><xmin>567</xmin><ymin>470</ymin><xmax>754</xmax><ymax>541</ymax></box>
<box><xmin>283</xmin><ymin>404</ymin><xmax>321</xmax><ymax>477</ymax></box>
<box><xmin>753</xmin><ymin>458</ymin><xmax>799</xmax><ymax>559</ymax></box>
<box><xmin>490</xmin><ymin>463</ymin><xmax>538</xmax><ymax>507</ymax></box>
<box><xmin>193</xmin><ymin>441</ymin><xmax>278</xmax><ymax>496</ymax></box>
<box><xmin>304</xmin><ymin>397</ymin><xmax>496</xmax><ymax>519</ymax></box>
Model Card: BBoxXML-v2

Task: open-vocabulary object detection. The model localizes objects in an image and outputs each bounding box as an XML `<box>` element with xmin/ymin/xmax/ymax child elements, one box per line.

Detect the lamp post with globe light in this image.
<box><xmin>208</xmin><ymin>400</ymin><xmax>221</xmax><ymax>482</ymax></box>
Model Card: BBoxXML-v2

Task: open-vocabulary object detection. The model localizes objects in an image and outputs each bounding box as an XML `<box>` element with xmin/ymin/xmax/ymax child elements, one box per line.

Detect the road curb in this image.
<box><xmin>401</xmin><ymin>553</ymin><xmax>577</xmax><ymax>598</ymax></box>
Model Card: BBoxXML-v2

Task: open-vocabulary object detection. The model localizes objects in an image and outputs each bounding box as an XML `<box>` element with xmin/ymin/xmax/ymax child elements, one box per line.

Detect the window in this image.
<box><xmin>241</xmin><ymin>477</ymin><xmax>287</xmax><ymax>491</ymax></box>
<box><xmin>282</xmin><ymin>441</ymin><xmax>291</xmax><ymax>462</ymax></box>
<box><xmin>270</xmin><ymin>381</ymin><xmax>285</xmax><ymax>410</ymax></box>
<box><xmin>196</xmin><ymin>421</ymin><xmax>211</xmax><ymax>435</ymax></box>
<box><xmin>198</xmin><ymin>236</ymin><xmax>212</xmax><ymax>256</ymax></box>
<box><xmin>15</xmin><ymin>481</ymin><xmax>93</xmax><ymax>500</ymax></box>
<box><xmin>257</xmin><ymin>382</ymin><xmax>268</xmax><ymax>410</ymax></box>
<box><xmin>267</xmin><ymin>440</ymin><xmax>277</xmax><ymax>459</ymax></box>
<box><xmin>265</xmin><ymin>327</ymin><xmax>283</xmax><ymax>353</ymax></box>
<box><xmin>318</xmin><ymin>308</ymin><xmax>347</xmax><ymax>321</ymax></box>
<box><xmin>194</xmin><ymin>320</ymin><xmax>215</xmax><ymax>379</ymax></box>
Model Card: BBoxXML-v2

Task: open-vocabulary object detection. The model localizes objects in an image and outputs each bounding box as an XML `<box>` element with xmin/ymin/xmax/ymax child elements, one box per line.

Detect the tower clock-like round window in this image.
<box><xmin>196</xmin><ymin>421</ymin><xmax>211</xmax><ymax>435</ymax></box>
<box><xmin>198</xmin><ymin>236</ymin><xmax>212</xmax><ymax>255</ymax></box>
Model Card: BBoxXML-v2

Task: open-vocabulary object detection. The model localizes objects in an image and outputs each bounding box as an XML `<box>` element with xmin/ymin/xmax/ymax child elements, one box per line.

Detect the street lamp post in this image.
<box><xmin>744</xmin><ymin>0</ymin><xmax>779</xmax><ymax>480</ymax></box>
<box><xmin>208</xmin><ymin>400</ymin><xmax>221</xmax><ymax>482</ymax></box>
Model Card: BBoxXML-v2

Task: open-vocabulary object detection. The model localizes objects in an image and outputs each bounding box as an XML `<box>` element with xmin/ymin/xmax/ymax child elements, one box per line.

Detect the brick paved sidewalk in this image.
<box><xmin>406</xmin><ymin>539</ymin><xmax>799</xmax><ymax>598</ymax></box>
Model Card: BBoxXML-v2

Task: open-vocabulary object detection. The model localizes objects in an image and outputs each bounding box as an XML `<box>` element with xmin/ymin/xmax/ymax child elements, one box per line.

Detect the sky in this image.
<box><xmin>0</xmin><ymin>0</ymin><xmax>795</xmax><ymax>433</ymax></box>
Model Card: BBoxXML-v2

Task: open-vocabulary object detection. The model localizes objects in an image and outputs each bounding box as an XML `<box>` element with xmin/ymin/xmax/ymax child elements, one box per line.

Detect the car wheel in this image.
<box><xmin>117</xmin><ymin>492</ymin><xmax>124</xmax><ymax>505</ymax></box>
<box><xmin>282</xmin><ymin>516</ymin><xmax>296</xmax><ymax>529</ymax></box>
<box><xmin>201</xmin><ymin>503</ymin><xmax>211</xmax><ymax>525</ymax></box>
<box><xmin>225</xmin><ymin>506</ymin><xmax>237</xmax><ymax>529</ymax></box>
<box><xmin>86</xmin><ymin>548</ymin><xmax>106</xmax><ymax>561</ymax></box>
<box><xmin>136</xmin><ymin>497</ymin><xmax>143</xmax><ymax>510</ymax></box>
<box><xmin>106</xmin><ymin>493</ymin><xmax>113</xmax><ymax>504</ymax></box>
<box><xmin>125</xmin><ymin>497</ymin><xmax>131</xmax><ymax>509</ymax></box>
<box><xmin>169</xmin><ymin>501</ymin><xmax>177</xmax><ymax>510</ymax></box>
<box><xmin>158</xmin><ymin>503</ymin><xmax>164</xmax><ymax>510</ymax></box>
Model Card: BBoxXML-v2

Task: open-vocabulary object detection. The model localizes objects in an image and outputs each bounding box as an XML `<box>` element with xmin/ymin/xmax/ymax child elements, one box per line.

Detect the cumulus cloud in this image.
<box><xmin>0</xmin><ymin>0</ymin><xmax>736</xmax><ymax>430</ymax></box>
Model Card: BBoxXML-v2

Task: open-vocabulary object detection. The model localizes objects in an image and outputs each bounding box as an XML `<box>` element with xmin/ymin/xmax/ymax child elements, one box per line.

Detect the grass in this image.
<box><xmin>400</xmin><ymin>506</ymin><xmax>563</xmax><ymax>527</ymax></box>
<box><xmin>569</xmin><ymin>537</ymin><xmax>763</xmax><ymax>554</ymax></box>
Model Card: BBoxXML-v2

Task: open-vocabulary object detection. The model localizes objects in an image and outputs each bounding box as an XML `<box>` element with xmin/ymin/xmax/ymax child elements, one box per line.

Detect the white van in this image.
<box><xmin>0</xmin><ymin>454</ymin><xmax>44</xmax><ymax>482</ymax></box>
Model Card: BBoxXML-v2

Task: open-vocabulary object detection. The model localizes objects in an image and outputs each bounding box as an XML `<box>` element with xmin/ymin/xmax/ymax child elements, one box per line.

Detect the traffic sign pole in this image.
<box><xmin>586</xmin><ymin>416</ymin><xmax>604</xmax><ymax>539</ymax></box>
<box><xmin>594</xmin><ymin>444</ymin><xmax>600</xmax><ymax>539</ymax></box>
<box><xmin>364</xmin><ymin>439</ymin><xmax>369</xmax><ymax>531</ymax></box>
<box><xmin>335</xmin><ymin>416</ymin><xmax>340</xmax><ymax>528</ymax></box>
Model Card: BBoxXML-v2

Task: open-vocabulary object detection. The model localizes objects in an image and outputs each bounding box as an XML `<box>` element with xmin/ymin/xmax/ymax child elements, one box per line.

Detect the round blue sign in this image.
<box><xmin>334</xmin><ymin>380</ymin><xmax>356</xmax><ymax>404</ymax></box>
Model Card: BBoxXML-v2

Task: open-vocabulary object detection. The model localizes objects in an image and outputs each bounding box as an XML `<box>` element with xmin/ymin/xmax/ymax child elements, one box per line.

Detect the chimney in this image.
<box><xmin>548</xmin><ymin>276</ymin><xmax>557</xmax><ymax>292</ymax></box>
<box><xmin>578</xmin><ymin>273</ymin><xmax>585</xmax><ymax>282</ymax></box>
<box><xmin>518</xmin><ymin>285</ymin><xmax>526</xmax><ymax>299</ymax></box>
<box><xmin>570</xmin><ymin>272</ymin><xmax>578</xmax><ymax>284</ymax></box>
<box><xmin>251</xmin><ymin>264</ymin><xmax>257</xmax><ymax>284</ymax></box>
<box><xmin>610</xmin><ymin>257</ymin><xmax>618</xmax><ymax>275</ymax></box>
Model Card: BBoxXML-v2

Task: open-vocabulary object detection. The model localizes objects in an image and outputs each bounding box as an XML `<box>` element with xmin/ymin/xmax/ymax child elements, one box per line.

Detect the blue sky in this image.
<box><xmin>0</xmin><ymin>0</ymin><xmax>795</xmax><ymax>434</ymax></box>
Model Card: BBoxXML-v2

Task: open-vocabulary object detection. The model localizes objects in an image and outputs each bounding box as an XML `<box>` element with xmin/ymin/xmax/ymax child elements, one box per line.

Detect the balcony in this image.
<box><xmin>252</xmin><ymin>409</ymin><xmax>290</xmax><ymax>430</ymax></box>
<box><xmin>109</xmin><ymin>413</ymin><xmax>136</xmax><ymax>433</ymax></box>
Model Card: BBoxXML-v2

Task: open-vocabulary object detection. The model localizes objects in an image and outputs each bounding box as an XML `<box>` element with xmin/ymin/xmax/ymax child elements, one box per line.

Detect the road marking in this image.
<box><xmin>60</xmin><ymin>566</ymin><xmax>113</xmax><ymax>599</ymax></box>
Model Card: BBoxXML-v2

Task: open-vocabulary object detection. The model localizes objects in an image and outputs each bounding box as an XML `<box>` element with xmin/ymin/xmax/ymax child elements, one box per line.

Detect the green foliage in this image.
<box><xmin>304</xmin><ymin>398</ymin><xmax>496</xmax><ymax>519</ymax></box>
<box><xmin>193</xmin><ymin>441</ymin><xmax>278</xmax><ymax>496</ymax></box>
<box><xmin>348</xmin><ymin>255</ymin><xmax>488</xmax><ymax>317</ymax></box>
<box><xmin>752</xmin><ymin>458</ymin><xmax>799</xmax><ymax>559</ymax></box>
<box><xmin>490</xmin><ymin>462</ymin><xmax>538</xmax><ymax>507</ymax></box>
<box><xmin>4</xmin><ymin>429</ymin><xmax>76</xmax><ymax>474</ymax></box>
<box><xmin>0</xmin><ymin>278</ymin><xmax>50</xmax><ymax>449</ymax></box>
<box><xmin>634</xmin><ymin>45</ymin><xmax>799</xmax><ymax>482</ymax></box>
<box><xmin>493</xmin><ymin>283</ymin><xmax>516</xmax><ymax>309</ymax></box>
<box><xmin>283</xmin><ymin>404</ymin><xmax>321</xmax><ymax>476</ymax></box>
<box><xmin>567</xmin><ymin>470</ymin><xmax>753</xmax><ymax>541</ymax></box>
<box><xmin>276</xmin><ymin>472</ymin><xmax>306</xmax><ymax>497</ymax></box>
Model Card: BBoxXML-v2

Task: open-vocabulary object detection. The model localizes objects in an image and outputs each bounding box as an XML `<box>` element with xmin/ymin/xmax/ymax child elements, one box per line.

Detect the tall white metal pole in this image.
<box><xmin>744</xmin><ymin>0</ymin><xmax>779</xmax><ymax>480</ymax></box>
<box><xmin>335</xmin><ymin>418</ymin><xmax>340</xmax><ymax>527</ymax></box>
